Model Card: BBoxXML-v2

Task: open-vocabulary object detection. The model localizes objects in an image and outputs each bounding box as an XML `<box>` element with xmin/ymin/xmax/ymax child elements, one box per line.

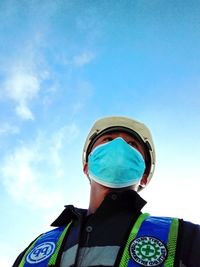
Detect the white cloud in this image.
<box><xmin>1</xmin><ymin>145</ymin><xmax>62</xmax><ymax>209</ymax></box>
<box><xmin>4</xmin><ymin>70</ymin><xmax>40</xmax><ymax>120</ymax></box>
<box><xmin>5</xmin><ymin>72</ymin><xmax>39</xmax><ymax>102</ymax></box>
<box><xmin>73</xmin><ymin>51</ymin><xmax>95</xmax><ymax>67</ymax></box>
<box><xmin>50</xmin><ymin>123</ymin><xmax>80</xmax><ymax>178</ymax></box>
<box><xmin>0</xmin><ymin>242</ymin><xmax>16</xmax><ymax>267</ymax></box>
<box><xmin>141</xmin><ymin>175</ymin><xmax>200</xmax><ymax>224</ymax></box>
<box><xmin>0</xmin><ymin>255</ymin><xmax>13</xmax><ymax>267</ymax></box>
<box><xmin>16</xmin><ymin>103</ymin><xmax>34</xmax><ymax>120</ymax></box>
<box><xmin>0</xmin><ymin>123</ymin><xmax>19</xmax><ymax>135</ymax></box>
<box><xmin>0</xmin><ymin>24</ymin><xmax>49</xmax><ymax>121</ymax></box>
<box><xmin>71</xmin><ymin>80</ymin><xmax>94</xmax><ymax>116</ymax></box>
<box><xmin>0</xmin><ymin>123</ymin><xmax>79</xmax><ymax>209</ymax></box>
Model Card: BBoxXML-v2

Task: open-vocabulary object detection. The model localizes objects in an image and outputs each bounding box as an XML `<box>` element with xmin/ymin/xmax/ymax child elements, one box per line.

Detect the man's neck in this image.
<box><xmin>87</xmin><ymin>181</ymin><xmax>111</xmax><ymax>215</ymax></box>
<box><xmin>87</xmin><ymin>181</ymin><xmax>138</xmax><ymax>215</ymax></box>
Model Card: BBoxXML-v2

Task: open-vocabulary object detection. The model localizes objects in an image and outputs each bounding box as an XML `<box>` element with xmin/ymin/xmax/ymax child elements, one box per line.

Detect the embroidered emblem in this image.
<box><xmin>129</xmin><ymin>236</ymin><xmax>167</xmax><ymax>266</ymax></box>
<box><xmin>26</xmin><ymin>242</ymin><xmax>56</xmax><ymax>264</ymax></box>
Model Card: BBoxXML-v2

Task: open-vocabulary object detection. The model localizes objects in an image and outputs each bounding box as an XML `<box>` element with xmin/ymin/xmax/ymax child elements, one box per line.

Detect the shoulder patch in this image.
<box><xmin>129</xmin><ymin>236</ymin><xmax>167</xmax><ymax>266</ymax></box>
<box><xmin>26</xmin><ymin>242</ymin><xmax>56</xmax><ymax>264</ymax></box>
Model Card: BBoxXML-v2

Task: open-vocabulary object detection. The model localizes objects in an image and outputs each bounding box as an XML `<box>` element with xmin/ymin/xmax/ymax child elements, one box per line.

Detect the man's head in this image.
<box><xmin>82</xmin><ymin>116</ymin><xmax>156</xmax><ymax>191</ymax></box>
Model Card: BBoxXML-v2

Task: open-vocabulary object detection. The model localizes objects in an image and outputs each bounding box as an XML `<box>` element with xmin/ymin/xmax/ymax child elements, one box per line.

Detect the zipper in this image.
<box><xmin>74</xmin><ymin>215</ymin><xmax>91</xmax><ymax>267</ymax></box>
<box><xmin>75</xmin><ymin>231</ymin><xmax>90</xmax><ymax>267</ymax></box>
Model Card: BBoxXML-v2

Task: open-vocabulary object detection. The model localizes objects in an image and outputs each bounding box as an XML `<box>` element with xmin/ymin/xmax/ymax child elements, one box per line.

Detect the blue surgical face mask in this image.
<box><xmin>88</xmin><ymin>137</ymin><xmax>146</xmax><ymax>188</ymax></box>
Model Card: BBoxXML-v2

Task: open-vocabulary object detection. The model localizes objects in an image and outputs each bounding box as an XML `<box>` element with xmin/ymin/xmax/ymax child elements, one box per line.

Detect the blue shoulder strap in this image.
<box><xmin>19</xmin><ymin>222</ymin><xmax>72</xmax><ymax>267</ymax></box>
<box><xmin>120</xmin><ymin>214</ymin><xmax>179</xmax><ymax>267</ymax></box>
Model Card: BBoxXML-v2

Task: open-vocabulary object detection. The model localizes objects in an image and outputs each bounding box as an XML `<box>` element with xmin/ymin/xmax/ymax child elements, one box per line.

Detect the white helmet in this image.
<box><xmin>82</xmin><ymin>116</ymin><xmax>156</xmax><ymax>190</ymax></box>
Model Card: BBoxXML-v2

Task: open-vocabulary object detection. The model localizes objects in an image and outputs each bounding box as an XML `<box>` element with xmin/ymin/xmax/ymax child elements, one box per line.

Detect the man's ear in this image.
<box><xmin>83</xmin><ymin>163</ymin><xmax>91</xmax><ymax>184</ymax></box>
<box><xmin>140</xmin><ymin>173</ymin><xmax>148</xmax><ymax>187</ymax></box>
<box><xmin>83</xmin><ymin>163</ymin><xmax>88</xmax><ymax>175</ymax></box>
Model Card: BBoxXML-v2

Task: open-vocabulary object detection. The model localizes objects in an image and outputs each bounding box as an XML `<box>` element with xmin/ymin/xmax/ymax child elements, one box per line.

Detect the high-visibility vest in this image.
<box><xmin>18</xmin><ymin>213</ymin><xmax>179</xmax><ymax>267</ymax></box>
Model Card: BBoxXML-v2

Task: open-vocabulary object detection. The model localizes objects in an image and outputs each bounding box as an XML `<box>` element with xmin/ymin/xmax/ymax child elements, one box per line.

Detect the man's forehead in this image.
<box><xmin>95</xmin><ymin>128</ymin><xmax>143</xmax><ymax>143</ymax></box>
<box><xmin>98</xmin><ymin>130</ymin><xmax>139</xmax><ymax>139</ymax></box>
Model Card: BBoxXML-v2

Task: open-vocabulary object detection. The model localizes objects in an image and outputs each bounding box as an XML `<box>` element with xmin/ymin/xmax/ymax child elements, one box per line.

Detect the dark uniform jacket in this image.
<box><xmin>13</xmin><ymin>190</ymin><xmax>200</xmax><ymax>267</ymax></box>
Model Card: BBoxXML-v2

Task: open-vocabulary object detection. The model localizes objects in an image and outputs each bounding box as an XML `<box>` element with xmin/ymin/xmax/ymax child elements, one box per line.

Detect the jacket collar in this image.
<box><xmin>51</xmin><ymin>205</ymin><xmax>87</xmax><ymax>227</ymax></box>
<box><xmin>51</xmin><ymin>190</ymin><xmax>146</xmax><ymax>227</ymax></box>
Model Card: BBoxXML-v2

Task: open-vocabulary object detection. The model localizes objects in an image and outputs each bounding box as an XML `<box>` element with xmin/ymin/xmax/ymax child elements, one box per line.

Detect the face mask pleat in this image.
<box><xmin>88</xmin><ymin>138</ymin><xmax>146</xmax><ymax>188</ymax></box>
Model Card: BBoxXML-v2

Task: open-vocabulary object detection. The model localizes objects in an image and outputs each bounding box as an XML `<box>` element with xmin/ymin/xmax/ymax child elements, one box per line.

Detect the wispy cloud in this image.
<box><xmin>1</xmin><ymin>49</ymin><xmax>95</xmax><ymax>121</ymax></box>
<box><xmin>1</xmin><ymin>145</ymin><xmax>59</xmax><ymax>208</ymax></box>
<box><xmin>0</xmin><ymin>11</ymin><xmax>49</xmax><ymax>121</ymax></box>
<box><xmin>0</xmin><ymin>123</ymin><xmax>19</xmax><ymax>135</ymax></box>
<box><xmin>3</xmin><ymin>67</ymin><xmax>41</xmax><ymax>120</ymax></box>
<box><xmin>73</xmin><ymin>51</ymin><xmax>95</xmax><ymax>67</ymax></box>
<box><xmin>1</xmin><ymin>123</ymin><xmax>79</xmax><ymax>209</ymax></box>
<box><xmin>71</xmin><ymin>80</ymin><xmax>94</xmax><ymax>117</ymax></box>
<box><xmin>0</xmin><ymin>1</ymin><xmax>99</xmax><ymax>122</ymax></box>
<box><xmin>0</xmin><ymin>254</ymin><xmax>13</xmax><ymax>267</ymax></box>
<box><xmin>50</xmin><ymin>123</ymin><xmax>80</xmax><ymax>178</ymax></box>
<box><xmin>0</xmin><ymin>242</ymin><xmax>16</xmax><ymax>267</ymax></box>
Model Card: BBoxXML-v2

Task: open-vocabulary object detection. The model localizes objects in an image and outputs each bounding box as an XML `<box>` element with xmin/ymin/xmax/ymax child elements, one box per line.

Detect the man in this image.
<box><xmin>13</xmin><ymin>116</ymin><xmax>199</xmax><ymax>267</ymax></box>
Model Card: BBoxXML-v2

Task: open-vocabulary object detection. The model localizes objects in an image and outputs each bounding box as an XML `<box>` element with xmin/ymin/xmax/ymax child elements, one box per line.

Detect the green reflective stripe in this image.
<box><xmin>164</xmin><ymin>218</ymin><xmax>179</xmax><ymax>267</ymax></box>
<box><xmin>119</xmin><ymin>213</ymin><xmax>150</xmax><ymax>267</ymax></box>
<box><xmin>19</xmin><ymin>234</ymin><xmax>43</xmax><ymax>267</ymax></box>
<box><xmin>48</xmin><ymin>221</ymin><xmax>72</xmax><ymax>266</ymax></box>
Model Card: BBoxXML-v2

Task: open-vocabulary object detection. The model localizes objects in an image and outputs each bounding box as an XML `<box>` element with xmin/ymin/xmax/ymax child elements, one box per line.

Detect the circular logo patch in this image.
<box><xmin>26</xmin><ymin>242</ymin><xmax>56</xmax><ymax>264</ymax></box>
<box><xmin>129</xmin><ymin>236</ymin><xmax>167</xmax><ymax>266</ymax></box>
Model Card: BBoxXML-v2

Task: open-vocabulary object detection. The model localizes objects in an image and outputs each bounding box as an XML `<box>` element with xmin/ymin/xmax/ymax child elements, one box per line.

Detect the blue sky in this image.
<box><xmin>0</xmin><ymin>1</ymin><xmax>200</xmax><ymax>265</ymax></box>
